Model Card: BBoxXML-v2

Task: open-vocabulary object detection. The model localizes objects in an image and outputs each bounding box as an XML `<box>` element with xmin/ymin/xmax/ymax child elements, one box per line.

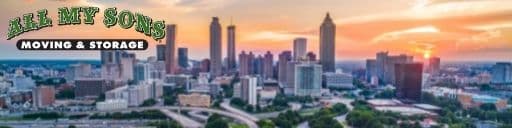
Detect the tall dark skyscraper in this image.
<box><xmin>227</xmin><ymin>25</ymin><xmax>236</xmax><ymax>71</ymax></box>
<box><xmin>210</xmin><ymin>17</ymin><xmax>222</xmax><ymax>77</ymax></box>
<box><xmin>178</xmin><ymin>47</ymin><xmax>189</xmax><ymax>68</ymax></box>
<box><xmin>319</xmin><ymin>13</ymin><xmax>336</xmax><ymax>72</ymax></box>
<box><xmin>395</xmin><ymin>62</ymin><xmax>423</xmax><ymax>102</ymax></box>
<box><xmin>165</xmin><ymin>24</ymin><xmax>176</xmax><ymax>74</ymax></box>
<box><xmin>263</xmin><ymin>51</ymin><xmax>274</xmax><ymax>79</ymax></box>
<box><xmin>156</xmin><ymin>44</ymin><xmax>166</xmax><ymax>61</ymax></box>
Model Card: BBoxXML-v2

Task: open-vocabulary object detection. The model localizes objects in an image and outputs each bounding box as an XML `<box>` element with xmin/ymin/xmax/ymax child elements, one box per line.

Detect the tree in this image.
<box><xmin>231</xmin><ymin>98</ymin><xmax>247</xmax><ymax>107</ymax></box>
<box><xmin>141</xmin><ymin>98</ymin><xmax>157</xmax><ymax>107</ymax></box>
<box><xmin>257</xmin><ymin>119</ymin><xmax>276</xmax><ymax>128</ymax></box>
<box><xmin>375</xmin><ymin>89</ymin><xmax>395</xmax><ymax>99</ymax></box>
<box><xmin>68</xmin><ymin>125</ymin><xmax>76</xmax><ymax>128</ymax></box>
<box><xmin>480</xmin><ymin>103</ymin><xmax>497</xmax><ymax>111</ymax></box>
<box><xmin>332</xmin><ymin>103</ymin><xmax>349</xmax><ymax>115</ymax></box>
<box><xmin>56</xmin><ymin>89</ymin><xmax>75</xmax><ymax>99</ymax></box>
<box><xmin>164</xmin><ymin>96</ymin><xmax>176</xmax><ymax>106</ymax></box>
<box><xmin>206</xmin><ymin>114</ymin><xmax>229</xmax><ymax>128</ymax></box>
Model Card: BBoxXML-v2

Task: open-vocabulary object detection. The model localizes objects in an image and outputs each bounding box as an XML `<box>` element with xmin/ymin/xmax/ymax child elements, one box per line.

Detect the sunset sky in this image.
<box><xmin>1</xmin><ymin>0</ymin><xmax>511</xmax><ymax>61</ymax></box>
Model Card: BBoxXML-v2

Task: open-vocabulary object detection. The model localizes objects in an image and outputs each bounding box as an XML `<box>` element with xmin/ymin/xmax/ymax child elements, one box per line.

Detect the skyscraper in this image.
<box><xmin>240</xmin><ymin>76</ymin><xmax>258</xmax><ymax>106</ymax></box>
<box><xmin>365</xmin><ymin>59</ymin><xmax>377</xmax><ymax>82</ymax></box>
<box><xmin>426</xmin><ymin>57</ymin><xmax>440</xmax><ymax>75</ymax></box>
<box><xmin>100</xmin><ymin>50</ymin><xmax>125</xmax><ymax>64</ymax></box>
<box><xmin>293</xmin><ymin>38</ymin><xmax>307</xmax><ymax>60</ymax></box>
<box><xmin>156</xmin><ymin>44</ymin><xmax>166</xmax><ymax>61</ymax></box>
<box><xmin>376</xmin><ymin>51</ymin><xmax>388</xmax><ymax>80</ymax></box>
<box><xmin>306</xmin><ymin>52</ymin><xmax>317</xmax><ymax>61</ymax></box>
<box><xmin>285</xmin><ymin>61</ymin><xmax>299</xmax><ymax>95</ymax></box>
<box><xmin>254</xmin><ymin>55</ymin><xmax>265</xmax><ymax>76</ymax></box>
<box><xmin>210</xmin><ymin>17</ymin><xmax>222</xmax><ymax>77</ymax></box>
<box><xmin>227</xmin><ymin>25</ymin><xmax>236</xmax><ymax>71</ymax></box>
<box><xmin>165</xmin><ymin>24</ymin><xmax>177</xmax><ymax>74</ymax></box>
<box><xmin>384</xmin><ymin>54</ymin><xmax>413</xmax><ymax>84</ymax></box>
<box><xmin>319</xmin><ymin>13</ymin><xmax>336</xmax><ymax>72</ymax></box>
<box><xmin>395</xmin><ymin>62</ymin><xmax>423</xmax><ymax>102</ymax></box>
<box><xmin>295</xmin><ymin>63</ymin><xmax>322</xmax><ymax>97</ymax></box>
<box><xmin>278</xmin><ymin>51</ymin><xmax>292</xmax><ymax>87</ymax></box>
<box><xmin>120</xmin><ymin>54</ymin><xmax>135</xmax><ymax>81</ymax></box>
<box><xmin>178</xmin><ymin>47</ymin><xmax>189</xmax><ymax>68</ymax></box>
<box><xmin>238</xmin><ymin>51</ymin><xmax>250</xmax><ymax>76</ymax></box>
<box><xmin>491</xmin><ymin>62</ymin><xmax>512</xmax><ymax>84</ymax></box>
<box><xmin>263</xmin><ymin>51</ymin><xmax>274</xmax><ymax>79</ymax></box>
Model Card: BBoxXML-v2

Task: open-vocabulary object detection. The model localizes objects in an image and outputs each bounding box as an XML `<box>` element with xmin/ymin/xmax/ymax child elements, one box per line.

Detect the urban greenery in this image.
<box><xmin>205</xmin><ymin>114</ymin><xmax>229</xmax><ymax>128</ymax></box>
<box><xmin>90</xmin><ymin>110</ymin><xmax>167</xmax><ymax>119</ymax></box>
<box><xmin>22</xmin><ymin>112</ymin><xmax>63</xmax><ymax>119</ymax></box>
<box><xmin>140</xmin><ymin>98</ymin><xmax>157</xmax><ymax>107</ymax></box>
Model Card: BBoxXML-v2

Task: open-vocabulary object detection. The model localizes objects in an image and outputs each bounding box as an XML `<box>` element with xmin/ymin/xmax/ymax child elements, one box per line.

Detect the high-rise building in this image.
<box><xmin>134</xmin><ymin>62</ymin><xmax>151</xmax><ymax>83</ymax></box>
<box><xmin>165</xmin><ymin>24</ymin><xmax>177</xmax><ymax>74</ymax></box>
<box><xmin>365</xmin><ymin>59</ymin><xmax>377</xmax><ymax>82</ymax></box>
<box><xmin>384</xmin><ymin>54</ymin><xmax>413</xmax><ymax>84</ymax></box>
<box><xmin>293</xmin><ymin>38</ymin><xmax>307</xmax><ymax>60</ymax></box>
<box><xmin>156</xmin><ymin>44</ymin><xmax>166</xmax><ymax>61</ymax></box>
<box><xmin>376</xmin><ymin>51</ymin><xmax>388</xmax><ymax>81</ymax></box>
<box><xmin>263</xmin><ymin>51</ymin><xmax>274</xmax><ymax>79</ymax></box>
<box><xmin>294</xmin><ymin>63</ymin><xmax>322</xmax><ymax>97</ymax></box>
<box><xmin>227</xmin><ymin>25</ymin><xmax>236</xmax><ymax>71</ymax></box>
<box><xmin>278</xmin><ymin>51</ymin><xmax>292</xmax><ymax>87</ymax></box>
<box><xmin>395</xmin><ymin>63</ymin><xmax>423</xmax><ymax>102</ymax></box>
<box><xmin>426</xmin><ymin>57</ymin><xmax>440</xmax><ymax>75</ymax></box>
<box><xmin>178</xmin><ymin>47</ymin><xmax>189</xmax><ymax>68</ymax></box>
<box><xmin>65</xmin><ymin>63</ymin><xmax>91</xmax><ymax>82</ymax></box>
<box><xmin>254</xmin><ymin>55</ymin><xmax>265</xmax><ymax>77</ymax></box>
<box><xmin>306</xmin><ymin>52</ymin><xmax>317</xmax><ymax>61</ymax></box>
<box><xmin>210</xmin><ymin>17</ymin><xmax>222</xmax><ymax>77</ymax></box>
<box><xmin>319</xmin><ymin>13</ymin><xmax>336</xmax><ymax>72</ymax></box>
<box><xmin>285</xmin><ymin>61</ymin><xmax>299</xmax><ymax>95</ymax></box>
<box><xmin>240</xmin><ymin>76</ymin><xmax>257</xmax><ymax>106</ymax></box>
<box><xmin>201</xmin><ymin>59</ymin><xmax>211</xmax><ymax>72</ymax></box>
<box><xmin>32</xmin><ymin>85</ymin><xmax>55</xmax><ymax>108</ymax></box>
<box><xmin>491</xmin><ymin>62</ymin><xmax>512</xmax><ymax>84</ymax></box>
<box><xmin>100</xmin><ymin>50</ymin><xmax>125</xmax><ymax>65</ymax></box>
<box><xmin>239</xmin><ymin>51</ymin><xmax>254</xmax><ymax>76</ymax></box>
<box><xmin>121</xmin><ymin>54</ymin><xmax>135</xmax><ymax>81</ymax></box>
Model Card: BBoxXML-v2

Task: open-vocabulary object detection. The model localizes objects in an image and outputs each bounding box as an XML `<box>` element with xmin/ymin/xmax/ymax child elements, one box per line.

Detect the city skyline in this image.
<box><xmin>1</xmin><ymin>0</ymin><xmax>512</xmax><ymax>61</ymax></box>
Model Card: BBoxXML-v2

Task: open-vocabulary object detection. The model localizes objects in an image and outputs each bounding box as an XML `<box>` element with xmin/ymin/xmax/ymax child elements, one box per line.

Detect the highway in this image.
<box><xmin>0</xmin><ymin>120</ymin><xmax>149</xmax><ymax>128</ymax></box>
<box><xmin>220</xmin><ymin>99</ymin><xmax>260</xmax><ymax>121</ymax></box>
<box><xmin>159</xmin><ymin>109</ymin><xmax>203</xmax><ymax>128</ymax></box>
<box><xmin>69</xmin><ymin>106</ymin><xmax>258</xmax><ymax>128</ymax></box>
<box><xmin>188</xmin><ymin>110</ymin><xmax>209</xmax><ymax>121</ymax></box>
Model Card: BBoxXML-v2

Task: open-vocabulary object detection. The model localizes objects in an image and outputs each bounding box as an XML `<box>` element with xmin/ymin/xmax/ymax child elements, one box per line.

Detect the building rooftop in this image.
<box><xmin>413</xmin><ymin>104</ymin><xmax>441</xmax><ymax>110</ymax></box>
<box><xmin>367</xmin><ymin>99</ymin><xmax>403</xmax><ymax>106</ymax></box>
<box><xmin>374</xmin><ymin>106</ymin><xmax>437</xmax><ymax>116</ymax></box>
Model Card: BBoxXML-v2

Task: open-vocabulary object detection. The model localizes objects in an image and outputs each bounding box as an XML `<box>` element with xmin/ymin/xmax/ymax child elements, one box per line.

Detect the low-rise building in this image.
<box><xmin>96</xmin><ymin>99</ymin><xmax>128</xmax><ymax>111</ymax></box>
<box><xmin>178</xmin><ymin>93</ymin><xmax>210</xmax><ymax>107</ymax></box>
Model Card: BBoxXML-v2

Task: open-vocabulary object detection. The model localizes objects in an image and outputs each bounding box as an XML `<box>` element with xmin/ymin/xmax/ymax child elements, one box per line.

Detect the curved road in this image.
<box><xmin>160</xmin><ymin>109</ymin><xmax>203</xmax><ymax>128</ymax></box>
<box><xmin>69</xmin><ymin>106</ymin><xmax>258</xmax><ymax>128</ymax></box>
<box><xmin>220</xmin><ymin>99</ymin><xmax>260</xmax><ymax>121</ymax></box>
